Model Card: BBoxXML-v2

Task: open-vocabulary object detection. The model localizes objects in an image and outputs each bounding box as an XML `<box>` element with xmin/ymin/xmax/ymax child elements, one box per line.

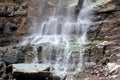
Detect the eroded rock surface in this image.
<box><xmin>0</xmin><ymin>0</ymin><xmax>120</xmax><ymax>80</ymax></box>
<box><xmin>0</xmin><ymin>0</ymin><xmax>29</xmax><ymax>46</ymax></box>
<box><xmin>86</xmin><ymin>0</ymin><xmax>120</xmax><ymax>79</ymax></box>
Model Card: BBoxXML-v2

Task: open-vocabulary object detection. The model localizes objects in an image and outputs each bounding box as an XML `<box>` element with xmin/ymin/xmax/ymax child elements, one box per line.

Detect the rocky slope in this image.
<box><xmin>86</xmin><ymin>0</ymin><xmax>120</xmax><ymax>79</ymax></box>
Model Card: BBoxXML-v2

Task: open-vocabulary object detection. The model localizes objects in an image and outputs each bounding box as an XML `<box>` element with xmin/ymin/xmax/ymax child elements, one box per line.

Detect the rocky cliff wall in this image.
<box><xmin>0</xmin><ymin>0</ymin><xmax>120</xmax><ymax>79</ymax></box>
<box><xmin>84</xmin><ymin>0</ymin><xmax>120</xmax><ymax>79</ymax></box>
<box><xmin>0</xmin><ymin>0</ymin><xmax>28</xmax><ymax>46</ymax></box>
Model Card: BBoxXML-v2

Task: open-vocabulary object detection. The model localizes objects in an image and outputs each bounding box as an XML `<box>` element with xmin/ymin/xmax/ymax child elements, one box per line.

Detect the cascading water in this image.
<box><xmin>21</xmin><ymin>0</ymin><xmax>94</xmax><ymax>79</ymax></box>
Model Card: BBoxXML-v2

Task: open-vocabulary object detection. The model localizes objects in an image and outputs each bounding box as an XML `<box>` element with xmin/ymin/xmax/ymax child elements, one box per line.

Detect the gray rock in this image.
<box><xmin>2</xmin><ymin>55</ymin><xmax>18</xmax><ymax>65</ymax></box>
<box><xmin>12</xmin><ymin>63</ymin><xmax>52</xmax><ymax>80</ymax></box>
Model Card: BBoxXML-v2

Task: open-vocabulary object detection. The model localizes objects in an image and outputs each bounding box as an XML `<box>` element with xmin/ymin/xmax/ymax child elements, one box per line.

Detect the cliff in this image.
<box><xmin>0</xmin><ymin>0</ymin><xmax>28</xmax><ymax>46</ymax></box>
<box><xmin>0</xmin><ymin>0</ymin><xmax>120</xmax><ymax>80</ymax></box>
<box><xmin>86</xmin><ymin>0</ymin><xmax>120</xmax><ymax>79</ymax></box>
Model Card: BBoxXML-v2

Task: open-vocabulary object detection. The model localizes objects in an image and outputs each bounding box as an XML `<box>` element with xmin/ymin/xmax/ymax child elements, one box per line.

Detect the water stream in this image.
<box><xmin>21</xmin><ymin>0</ymin><xmax>94</xmax><ymax>79</ymax></box>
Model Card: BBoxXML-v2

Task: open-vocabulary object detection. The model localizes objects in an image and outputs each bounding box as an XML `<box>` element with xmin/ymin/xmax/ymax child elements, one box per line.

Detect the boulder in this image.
<box><xmin>12</xmin><ymin>63</ymin><xmax>52</xmax><ymax>80</ymax></box>
<box><xmin>12</xmin><ymin>63</ymin><xmax>51</xmax><ymax>73</ymax></box>
<box><xmin>2</xmin><ymin>55</ymin><xmax>18</xmax><ymax>65</ymax></box>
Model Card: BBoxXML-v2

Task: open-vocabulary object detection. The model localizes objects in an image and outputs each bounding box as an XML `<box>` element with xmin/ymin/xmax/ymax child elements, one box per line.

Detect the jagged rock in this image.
<box><xmin>94</xmin><ymin>0</ymin><xmax>116</xmax><ymax>13</ymax></box>
<box><xmin>14</xmin><ymin>8</ymin><xmax>27</xmax><ymax>16</ymax></box>
<box><xmin>21</xmin><ymin>2</ymin><xmax>28</xmax><ymax>9</ymax></box>
<box><xmin>23</xmin><ymin>45</ymin><xmax>35</xmax><ymax>63</ymax></box>
<box><xmin>0</xmin><ymin>5</ymin><xmax>14</xmax><ymax>16</ymax></box>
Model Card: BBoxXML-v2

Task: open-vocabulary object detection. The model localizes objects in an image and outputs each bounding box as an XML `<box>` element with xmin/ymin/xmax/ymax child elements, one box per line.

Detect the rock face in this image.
<box><xmin>94</xmin><ymin>0</ymin><xmax>116</xmax><ymax>12</ymax></box>
<box><xmin>0</xmin><ymin>0</ymin><xmax>120</xmax><ymax>80</ymax></box>
<box><xmin>85</xmin><ymin>0</ymin><xmax>120</xmax><ymax>79</ymax></box>
<box><xmin>0</xmin><ymin>0</ymin><xmax>28</xmax><ymax>46</ymax></box>
<box><xmin>0</xmin><ymin>0</ymin><xmax>82</xmax><ymax>46</ymax></box>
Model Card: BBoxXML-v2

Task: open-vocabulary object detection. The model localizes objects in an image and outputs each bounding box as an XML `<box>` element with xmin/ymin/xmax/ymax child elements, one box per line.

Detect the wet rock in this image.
<box><xmin>12</xmin><ymin>63</ymin><xmax>52</xmax><ymax>80</ymax></box>
<box><xmin>49</xmin><ymin>0</ymin><xmax>78</xmax><ymax>7</ymax></box>
<box><xmin>2</xmin><ymin>55</ymin><xmax>17</xmax><ymax>65</ymax></box>
<box><xmin>19</xmin><ymin>45</ymin><xmax>38</xmax><ymax>63</ymax></box>
<box><xmin>37</xmin><ymin>46</ymin><xmax>43</xmax><ymax>61</ymax></box>
<box><xmin>14</xmin><ymin>46</ymin><xmax>25</xmax><ymax>63</ymax></box>
<box><xmin>52</xmin><ymin>71</ymin><xmax>67</xmax><ymax>80</ymax></box>
<box><xmin>12</xmin><ymin>63</ymin><xmax>51</xmax><ymax>73</ymax></box>
<box><xmin>37</xmin><ymin>46</ymin><xmax>43</xmax><ymax>53</ymax></box>
<box><xmin>76</xmin><ymin>0</ymin><xmax>84</xmax><ymax>14</ymax></box>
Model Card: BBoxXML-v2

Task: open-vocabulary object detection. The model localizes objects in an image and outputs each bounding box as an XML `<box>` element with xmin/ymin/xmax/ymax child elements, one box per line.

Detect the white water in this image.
<box><xmin>21</xmin><ymin>0</ymin><xmax>94</xmax><ymax>79</ymax></box>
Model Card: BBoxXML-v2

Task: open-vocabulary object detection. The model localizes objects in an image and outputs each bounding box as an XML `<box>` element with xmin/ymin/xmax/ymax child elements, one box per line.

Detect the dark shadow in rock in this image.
<box><xmin>10</xmin><ymin>26</ymin><xmax>18</xmax><ymax>32</ymax></box>
<box><xmin>0</xmin><ymin>22</ymin><xmax>5</xmax><ymax>34</ymax></box>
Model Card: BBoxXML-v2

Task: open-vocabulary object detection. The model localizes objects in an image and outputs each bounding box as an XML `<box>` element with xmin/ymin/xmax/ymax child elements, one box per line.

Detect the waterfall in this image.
<box><xmin>21</xmin><ymin>0</ymin><xmax>94</xmax><ymax>79</ymax></box>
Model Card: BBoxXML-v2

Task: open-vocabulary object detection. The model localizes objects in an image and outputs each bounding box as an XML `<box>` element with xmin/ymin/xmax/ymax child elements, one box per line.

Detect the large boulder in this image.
<box><xmin>12</xmin><ymin>63</ymin><xmax>52</xmax><ymax>80</ymax></box>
